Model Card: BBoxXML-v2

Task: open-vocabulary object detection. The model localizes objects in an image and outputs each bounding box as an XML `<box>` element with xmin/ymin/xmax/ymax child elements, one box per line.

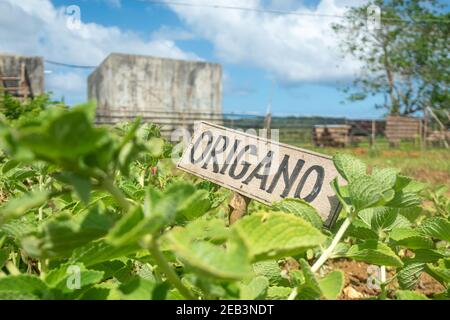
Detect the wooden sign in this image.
<box><xmin>177</xmin><ymin>122</ymin><xmax>342</xmax><ymax>227</ymax></box>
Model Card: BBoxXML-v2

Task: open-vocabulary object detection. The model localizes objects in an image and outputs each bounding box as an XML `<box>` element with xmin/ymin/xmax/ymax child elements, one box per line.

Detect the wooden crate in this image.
<box><xmin>385</xmin><ymin>115</ymin><xmax>422</xmax><ymax>145</ymax></box>
<box><xmin>312</xmin><ymin>125</ymin><xmax>352</xmax><ymax>147</ymax></box>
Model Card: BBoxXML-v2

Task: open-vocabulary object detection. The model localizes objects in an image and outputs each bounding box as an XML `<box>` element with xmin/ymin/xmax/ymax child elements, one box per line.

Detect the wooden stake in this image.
<box><xmin>228</xmin><ymin>192</ymin><xmax>251</xmax><ymax>225</ymax></box>
<box><xmin>371</xmin><ymin>120</ymin><xmax>376</xmax><ymax>148</ymax></box>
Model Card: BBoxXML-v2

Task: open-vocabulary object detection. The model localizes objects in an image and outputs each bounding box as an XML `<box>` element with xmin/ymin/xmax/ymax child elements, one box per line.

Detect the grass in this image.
<box><xmin>294</xmin><ymin>139</ymin><xmax>450</xmax><ymax>187</ymax></box>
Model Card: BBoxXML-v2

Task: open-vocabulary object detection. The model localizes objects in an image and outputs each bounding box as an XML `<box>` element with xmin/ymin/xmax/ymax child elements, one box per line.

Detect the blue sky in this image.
<box><xmin>0</xmin><ymin>0</ymin><xmax>386</xmax><ymax>118</ymax></box>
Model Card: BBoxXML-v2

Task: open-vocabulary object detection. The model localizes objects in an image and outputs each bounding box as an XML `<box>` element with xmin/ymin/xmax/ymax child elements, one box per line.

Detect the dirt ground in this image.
<box><xmin>326</xmin><ymin>259</ymin><xmax>444</xmax><ymax>300</ymax></box>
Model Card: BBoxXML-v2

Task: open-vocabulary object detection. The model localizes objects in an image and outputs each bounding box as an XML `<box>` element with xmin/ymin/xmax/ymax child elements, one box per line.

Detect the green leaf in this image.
<box><xmin>45</xmin><ymin>262</ymin><xmax>104</xmax><ymax>294</ymax></box>
<box><xmin>233</xmin><ymin>212</ymin><xmax>326</xmax><ymax>261</ymax></box>
<box><xmin>22</xmin><ymin>206</ymin><xmax>115</xmax><ymax>258</ymax></box>
<box><xmin>0</xmin><ymin>248</ymin><xmax>8</xmax><ymax>269</ymax></box>
<box><xmin>240</xmin><ymin>276</ymin><xmax>269</xmax><ymax>300</ymax></box>
<box><xmin>147</xmin><ymin>137</ymin><xmax>165</xmax><ymax>157</ymax></box>
<box><xmin>18</xmin><ymin>109</ymin><xmax>108</xmax><ymax>161</ymax></box>
<box><xmin>106</xmin><ymin>206</ymin><xmax>168</xmax><ymax>247</ymax></box>
<box><xmin>398</xmin><ymin>262</ymin><xmax>425</xmax><ymax>290</ymax></box>
<box><xmin>333</xmin><ymin>153</ymin><xmax>366</xmax><ymax>182</ymax></box>
<box><xmin>372</xmin><ymin>167</ymin><xmax>399</xmax><ymax>191</ymax></box>
<box><xmin>0</xmin><ymin>190</ymin><xmax>48</xmax><ymax>225</ymax></box>
<box><xmin>55</xmin><ymin>172</ymin><xmax>91</xmax><ymax>204</ymax></box>
<box><xmin>318</xmin><ymin>270</ymin><xmax>345</xmax><ymax>300</ymax></box>
<box><xmin>331</xmin><ymin>177</ymin><xmax>351</xmax><ymax>212</ymax></box>
<box><xmin>347</xmin><ymin>218</ymin><xmax>379</xmax><ymax>240</ymax></box>
<box><xmin>165</xmin><ymin>221</ymin><xmax>252</xmax><ymax>281</ymax></box>
<box><xmin>425</xmin><ymin>263</ymin><xmax>450</xmax><ymax>286</ymax></box>
<box><xmin>266</xmin><ymin>286</ymin><xmax>291</xmax><ymax>300</ymax></box>
<box><xmin>1</xmin><ymin>159</ymin><xmax>20</xmax><ymax>174</ymax></box>
<box><xmin>387</xmin><ymin>192</ymin><xmax>421</xmax><ymax>208</ymax></box>
<box><xmin>345</xmin><ymin>240</ymin><xmax>403</xmax><ymax>267</ymax></box>
<box><xmin>252</xmin><ymin>260</ymin><xmax>288</xmax><ymax>286</ymax></box>
<box><xmin>117</xmin><ymin>278</ymin><xmax>159</xmax><ymax>300</ymax></box>
<box><xmin>418</xmin><ymin>217</ymin><xmax>450</xmax><ymax>242</ymax></box>
<box><xmin>272</xmin><ymin>198</ymin><xmax>323</xmax><ymax>230</ymax></box>
<box><xmin>390</xmin><ymin>228</ymin><xmax>434</xmax><ymax>249</ymax></box>
<box><xmin>177</xmin><ymin>190</ymin><xmax>211</xmax><ymax>221</ymax></box>
<box><xmin>358</xmin><ymin>207</ymin><xmax>411</xmax><ymax>232</ymax></box>
<box><xmin>348</xmin><ymin>175</ymin><xmax>385</xmax><ymax>211</ymax></box>
<box><xmin>70</xmin><ymin>240</ymin><xmax>140</xmax><ymax>267</ymax></box>
<box><xmin>396</xmin><ymin>290</ymin><xmax>430</xmax><ymax>300</ymax></box>
<box><xmin>412</xmin><ymin>249</ymin><xmax>445</xmax><ymax>263</ymax></box>
<box><xmin>0</xmin><ymin>275</ymin><xmax>48</xmax><ymax>298</ymax></box>
<box><xmin>296</xmin><ymin>259</ymin><xmax>321</xmax><ymax>300</ymax></box>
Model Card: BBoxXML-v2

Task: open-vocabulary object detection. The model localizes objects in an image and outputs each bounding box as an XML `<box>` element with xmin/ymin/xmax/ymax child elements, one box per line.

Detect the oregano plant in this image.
<box><xmin>0</xmin><ymin>103</ymin><xmax>447</xmax><ymax>300</ymax></box>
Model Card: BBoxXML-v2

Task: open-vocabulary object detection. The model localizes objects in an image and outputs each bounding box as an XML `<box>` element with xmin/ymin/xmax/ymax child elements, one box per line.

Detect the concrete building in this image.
<box><xmin>88</xmin><ymin>53</ymin><xmax>223</xmax><ymax>135</ymax></box>
<box><xmin>0</xmin><ymin>53</ymin><xmax>45</xmax><ymax>99</ymax></box>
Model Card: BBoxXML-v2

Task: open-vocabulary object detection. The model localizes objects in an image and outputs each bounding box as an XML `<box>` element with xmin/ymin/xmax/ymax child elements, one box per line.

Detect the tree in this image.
<box><xmin>333</xmin><ymin>0</ymin><xmax>449</xmax><ymax>117</ymax></box>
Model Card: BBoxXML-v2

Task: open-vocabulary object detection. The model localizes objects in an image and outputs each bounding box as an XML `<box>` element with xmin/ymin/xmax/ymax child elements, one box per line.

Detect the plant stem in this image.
<box><xmin>288</xmin><ymin>216</ymin><xmax>353</xmax><ymax>300</ymax></box>
<box><xmin>5</xmin><ymin>261</ymin><xmax>20</xmax><ymax>275</ymax></box>
<box><xmin>311</xmin><ymin>216</ymin><xmax>352</xmax><ymax>273</ymax></box>
<box><xmin>148</xmin><ymin>237</ymin><xmax>196</xmax><ymax>300</ymax></box>
<box><xmin>380</xmin><ymin>265</ymin><xmax>386</xmax><ymax>283</ymax></box>
<box><xmin>101</xmin><ymin>178</ymin><xmax>130</xmax><ymax>212</ymax></box>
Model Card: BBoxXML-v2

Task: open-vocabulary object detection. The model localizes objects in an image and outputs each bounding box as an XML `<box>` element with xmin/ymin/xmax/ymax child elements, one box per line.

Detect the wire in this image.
<box><xmin>45</xmin><ymin>60</ymin><xmax>96</xmax><ymax>69</ymax></box>
<box><xmin>146</xmin><ymin>0</ymin><xmax>450</xmax><ymax>24</ymax></box>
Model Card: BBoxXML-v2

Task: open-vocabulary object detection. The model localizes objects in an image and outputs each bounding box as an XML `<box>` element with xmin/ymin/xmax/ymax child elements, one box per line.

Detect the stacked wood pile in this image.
<box><xmin>312</xmin><ymin>125</ymin><xmax>352</xmax><ymax>147</ymax></box>
<box><xmin>426</xmin><ymin>130</ymin><xmax>450</xmax><ymax>146</ymax></box>
<box><xmin>385</xmin><ymin>116</ymin><xmax>422</xmax><ymax>146</ymax></box>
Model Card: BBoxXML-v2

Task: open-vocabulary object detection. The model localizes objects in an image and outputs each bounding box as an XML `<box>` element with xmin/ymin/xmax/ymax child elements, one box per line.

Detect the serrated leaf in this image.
<box><xmin>398</xmin><ymin>262</ymin><xmax>425</xmax><ymax>290</ymax></box>
<box><xmin>372</xmin><ymin>167</ymin><xmax>399</xmax><ymax>191</ymax></box>
<box><xmin>425</xmin><ymin>263</ymin><xmax>450</xmax><ymax>286</ymax></box>
<box><xmin>272</xmin><ymin>198</ymin><xmax>323</xmax><ymax>229</ymax></box>
<box><xmin>347</xmin><ymin>218</ymin><xmax>379</xmax><ymax>240</ymax></box>
<box><xmin>348</xmin><ymin>176</ymin><xmax>385</xmax><ymax>211</ymax></box>
<box><xmin>387</xmin><ymin>192</ymin><xmax>421</xmax><ymax>208</ymax></box>
<box><xmin>390</xmin><ymin>228</ymin><xmax>434</xmax><ymax>249</ymax></box>
<box><xmin>418</xmin><ymin>217</ymin><xmax>450</xmax><ymax>242</ymax></box>
<box><xmin>359</xmin><ymin>207</ymin><xmax>411</xmax><ymax>232</ymax></box>
<box><xmin>396</xmin><ymin>290</ymin><xmax>430</xmax><ymax>300</ymax></box>
<box><xmin>296</xmin><ymin>259</ymin><xmax>321</xmax><ymax>300</ymax></box>
<box><xmin>318</xmin><ymin>270</ymin><xmax>345</xmax><ymax>300</ymax></box>
<box><xmin>252</xmin><ymin>260</ymin><xmax>288</xmax><ymax>286</ymax></box>
<box><xmin>345</xmin><ymin>240</ymin><xmax>403</xmax><ymax>267</ymax></box>
<box><xmin>240</xmin><ymin>276</ymin><xmax>269</xmax><ymax>300</ymax></box>
<box><xmin>166</xmin><ymin>222</ymin><xmax>252</xmax><ymax>280</ymax></box>
<box><xmin>70</xmin><ymin>240</ymin><xmax>140</xmax><ymax>267</ymax></box>
<box><xmin>233</xmin><ymin>212</ymin><xmax>326</xmax><ymax>261</ymax></box>
<box><xmin>22</xmin><ymin>207</ymin><xmax>114</xmax><ymax>258</ymax></box>
<box><xmin>333</xmin><ymin>153</ymin><xmax>366</xmax><ymax>182</ymax></box>
<box><xmin>44</xmin><ymin>262</ymin><xmax>104</xmax><ymax>293</ymax></box>
<box><xmin>0</xmin><ymin>275</ymin><xmax>48</xmax><ymax>298</ymax></box>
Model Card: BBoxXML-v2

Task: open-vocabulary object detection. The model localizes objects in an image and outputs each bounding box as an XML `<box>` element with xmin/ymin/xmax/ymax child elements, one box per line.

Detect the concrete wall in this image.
<box><xmin>0</xmin><ymin>53</ymin><xmax>44</xmax><ymax>97</ymax></box>
<box><xmin>88</xmin><ymin>53</ymin><xmax>223</xmax><ymax>134</ymax></box>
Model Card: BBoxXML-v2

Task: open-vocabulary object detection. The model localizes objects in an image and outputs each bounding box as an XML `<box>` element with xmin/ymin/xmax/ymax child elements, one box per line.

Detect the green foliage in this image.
<box><xmin>333</xmin><ymin>0</ymin><xmax>449</xmax><ymax>116</ymax></box>
<box><xmin>0</xmin><ymin>104</ymin><xmax>447</xmax><ymax>300</ymax></box>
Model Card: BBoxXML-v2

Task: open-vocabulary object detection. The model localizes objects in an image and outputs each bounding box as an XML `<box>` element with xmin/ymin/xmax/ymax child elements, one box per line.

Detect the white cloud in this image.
<box><xmin>160</xmin><ymin>0</ymin><xmax>365</xmax><ymax>84</ymax></box>
<box><xmin>150</xmin><ymin>25</ymin><xmax>196</xmax><ymax>41</ymax></box>
<box><xmin>0</xmin><ymin>0</ymin><xmax>199</xmax><ymax>104</ymax></box>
